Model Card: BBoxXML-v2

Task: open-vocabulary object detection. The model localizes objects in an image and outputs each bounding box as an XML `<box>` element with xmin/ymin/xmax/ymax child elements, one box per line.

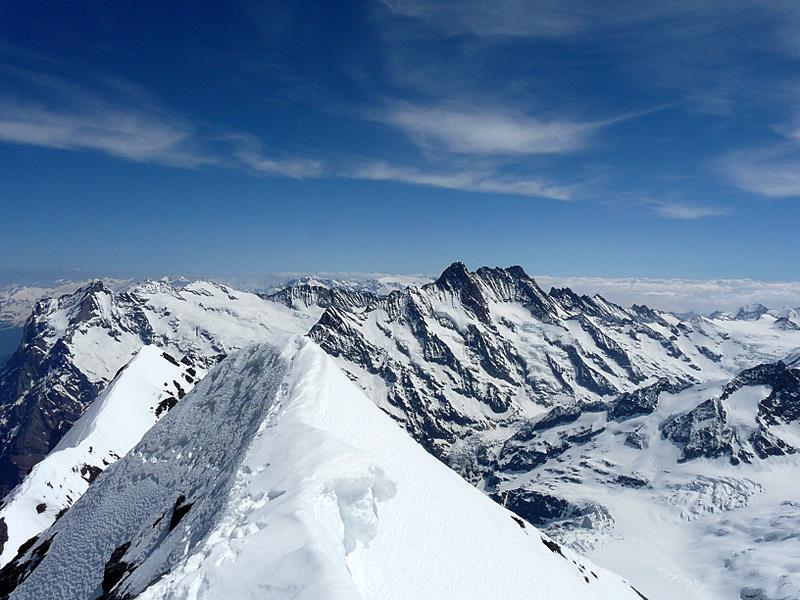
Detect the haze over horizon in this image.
<box><xmin>2</xmin><ymin>264</ymin><xmax>800</xmax><ymax>314</ymax></box>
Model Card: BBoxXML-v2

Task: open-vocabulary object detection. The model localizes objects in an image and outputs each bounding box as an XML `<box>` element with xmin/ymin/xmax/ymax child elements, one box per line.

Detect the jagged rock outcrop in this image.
<box><xmin>609</xmin><ymin>378</ymin><xmax>689</xmax><ymax>421</ymax></box>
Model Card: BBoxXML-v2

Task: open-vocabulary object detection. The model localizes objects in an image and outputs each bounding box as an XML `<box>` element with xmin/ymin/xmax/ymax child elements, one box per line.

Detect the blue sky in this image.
<box><xmin>1</xmin><ymin>0</ymin><xmax>800</xmax><ymax>282</ymax></box>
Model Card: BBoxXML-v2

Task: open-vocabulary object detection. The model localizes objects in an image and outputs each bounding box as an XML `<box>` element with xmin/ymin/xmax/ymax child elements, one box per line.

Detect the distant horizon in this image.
<box><xmin>2</xmin><ymin>263</ymin><xmax>800</xmax><ymax>314</ymax></box>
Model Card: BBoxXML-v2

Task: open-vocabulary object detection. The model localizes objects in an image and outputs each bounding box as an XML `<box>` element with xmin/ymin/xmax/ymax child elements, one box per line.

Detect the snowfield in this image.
<box><xmin>5</xmin><ymin>339</ymin><xmax>645</xmax><ymax>600</ymax></box>
<box><xmin>0</xmin><ymin>346</ymin><xmax>204</xmax><ymax>567</ymax></box>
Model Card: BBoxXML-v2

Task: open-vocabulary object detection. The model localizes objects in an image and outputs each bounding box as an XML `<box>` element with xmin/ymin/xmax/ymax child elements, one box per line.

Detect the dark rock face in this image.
<box><xmin>722</xmin><ymin>361</ymin><xmax>800</xmax><ymax>426</ymax></box>
<box><xmin>79</xmin><ymin>463</ymin><xmax>102</xmax><ymax>485</ymax></box>
<box><xmin>660</xmin><ymin>399</ymin><xmax>751</xmax><ymax>464</ymax></box>
<box><xmin>0</xmin><ymin>283</ymin><xmax>153</xmax><ymax>497</ymax></box>
<box><xmin>531</xmin><ymin>405</ymin><xmax>583</xmax><ymax>432</ymax></box>
<box><xmin>168</xmin><ymin>495</ymin><xmax>193</xmax><ymax>532</ymax></box>
<box><xmin>492</xmin><ymin>412</ymin><xmax>606</xmax><ymax>476</ymax></box>
<box><xmin>758</xmin><ymin>369</ymin><xmax>800</xmax><ymax>425</ymax></box>
<box><xmin>696</xmin><ymin>345</ymin><xmax>723</xmax><ymax>362</ymax></box>
<box><xmin>266</xmin><ymin>284</ymin><xmax>375</xmax><ymax>311</ymax></box>
<box><xmin>433</xmin><ymin>262</ymin><xmax>493</xmax><ymax>324</ymax></box>
<box><xmin>610</xmin><ymin>378</ymin><xmax>688</xmax><ymax>421</ymax></box>
<box><xmin>101</xmin><ymin>541</ymin><xmax>131</xmax><ymax>595</ymax></box>
<box><xmin>624</xmin><ymin>428</ymin><xmax>648</xmax><ymax>449</ymax></box>
<box><xmin>0</xmin><ymin>337</ymin><xmax>103</xmax><ymax>497</ymax></box>
<box><xmin>492</xmin><ymin>488</ymin><xmax>583</xmax><ymax>527</ymax></box>
<box><xmin>575</xmin><ymin>315</ymin><xmax>645</xmax><ymax>383</ymax></box>
<box><xmin>734</xmin><ymin>304</ymin><xmax>769</xmax><ymax>321</ymax></box>
<box><xmin>554</xmin><ymin>342</ymin><xmax>618</xmax><ymax>397</ymax></box>
<box><xmin>0</xmin><ymin>533</ymin><xmax>54</xmax><ymax>597</ymax></box>
<box><xmin>614</xmin><ymin>474</ymin><xmax>649</xmax><ymax>488</ymax></box>
<box><xmin>658</xmin><ymin>360</ymin><xmax>800</xmax><ymax>464</ymax></box>
<box><xmin>773</xmin><ymin>317</ymin><xmax>800</xmax><ymax>331</ymax></box>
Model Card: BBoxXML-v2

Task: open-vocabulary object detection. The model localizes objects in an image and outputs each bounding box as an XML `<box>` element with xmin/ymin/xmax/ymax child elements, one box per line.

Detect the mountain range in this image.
<box><xmin>1</xmin><ymin>263</ymin><xmax>799</xmax><ymax>600</ymax></box>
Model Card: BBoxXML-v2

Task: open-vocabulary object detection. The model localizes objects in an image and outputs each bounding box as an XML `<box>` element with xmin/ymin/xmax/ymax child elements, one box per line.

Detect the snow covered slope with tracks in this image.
<box><xmin>1</xmin><ymin>339</ymin><xmax>645</xmax><ymax>600</ymax></box>
<box><xmin>0</xmin><ymin>346</ymin><xmax>204</xmax><ymax>567</ymax></box>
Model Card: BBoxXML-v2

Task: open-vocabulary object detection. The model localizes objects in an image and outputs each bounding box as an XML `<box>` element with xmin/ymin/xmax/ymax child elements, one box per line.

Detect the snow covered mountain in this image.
<box><xmin>0</xmin><ymin>339</ymin><xmax>646</xmax><ymax>600</ymax></box>
<box><xmin>472</xmin><ymin>356</ymin><xmax>800</xmax><ymax>600</ymax></box>
<box><xmin>0</xmin><ymin>345</ymin><xmax>205</xmax><ymax>567</ymax></box>
<box><xmin>0</xmin><ymin>282</ymin><xmax>112</xmax><ymax>328</ymax></box>
<box><xmin>309</xmin><ymin>263</ymin><xmax>797</xmax><ymax>460</ymax></box>
<box><xmin>0</xmin><ymin>280</ymin><xmax>320</xmax><ymax>496</ymax></box>
<box><xmin>2</xmin><ymin>263</ymin><xmax>800</xmax><ymax>599</ymax></box>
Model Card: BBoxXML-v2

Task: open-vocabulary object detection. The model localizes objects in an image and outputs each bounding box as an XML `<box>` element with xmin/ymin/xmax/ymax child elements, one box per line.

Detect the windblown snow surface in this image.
<box><xmin>0</xmin><ymin>346</ymin><xmax>204</xmax><ymax>567</ymax></box>
<box><xmin>5</xmin><ymin>338</ymin><xmax>644</xmax><ymax>600</ymax></box>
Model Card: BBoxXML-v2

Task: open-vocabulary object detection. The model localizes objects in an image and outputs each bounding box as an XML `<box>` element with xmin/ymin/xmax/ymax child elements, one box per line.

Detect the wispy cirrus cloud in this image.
<box><xmin>0</xmin><ymin>65</ymin><xmax>219</xmax><ymax>167</ymax></box>
<box><xmin>0</xmin><ymin>71</ymin><xmax>577</xmax><ymax>195</ymax></box>
<box><xmin>383</xmin><ymin>103</ymin><xmax>599</xmax><ymax>155</ymax></box>
<box><xmin>382</xmin><ymin>102</ymin><xmax>675</xmax><ymax>157</ymax></box>
<box><xmin>0</xmin><ymin>101</ymin><xmax>210</xmax><ymax>167</ymax></box>
<box><xmin>351</xmin><ymin>161</ymin><xmax>574</xmax><ymax>199</ymax></box>
<box><xmin>235</xmin><ymin>149</ymin><xmax>326</xmax><ymax>178</ymax></box>
<box><xmin>721</xmin><ymin>144</ymin><xmax>800</xmax><ymax>198</ymax></box>
<box><xmin>228</xmin><ymin>134</ymin><xmax>325</xmax><ymax>179</ymax></box>
<box><xmin>651</xmin><ymin>201</ymin><xmax>729</xmax><ymax>220</ymax></box>
<box><xmin>0</xmin><ymin>69</ymin><xmax>329</xmax><ymax>178</ymax></box>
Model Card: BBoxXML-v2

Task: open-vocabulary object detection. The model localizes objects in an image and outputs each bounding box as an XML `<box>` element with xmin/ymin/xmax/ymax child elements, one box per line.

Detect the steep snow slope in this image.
<box><xmin>2</xmin><ymin>339</ymin><xmax>645</xmax><ymax>600</ymax></box>
<box><xmin>0</xmin><ymin>280</ymin><xmax>318</xmax><ymax>495</ymax></box>
<box><xmin>0</xmin><ymin>346</ymin><xmax>204</xmax><ymax>567</ymax></box>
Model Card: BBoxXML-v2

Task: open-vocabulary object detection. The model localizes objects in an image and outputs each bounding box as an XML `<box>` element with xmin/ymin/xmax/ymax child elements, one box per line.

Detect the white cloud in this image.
<box><xmin>652</xmin><ymin>201</ymin><xmax>729</xmax><ymax>219</ymax></box>
<box><xmin>352</xmin><ymin>161</ymin><xmax>573</xmax><ymax>199</ymax></box>
<box><xmin>383</xmin><ymin>103</ymin><xmax>600</xmax><ymax>155</ymax></box>
<box><xmin>234</xmin><ymin>148</ymin><xmax>325</xmax><ymax>179</ymax></box>
<box><xmin>380</xmin><ymin>0</ymin><xmax>587</xmax><ymax>38</ymax></box>
<box><xmin>0</xmin><ymin>101</ymin><xmax>211</xmax><ymax>167</ymax></box>
<box><xmin>722</xmin><ymin>146</ymin><xmax>800</xmax><ymax>198</ymax></box>
<box><xmin>0</xmin><ymin>71</ymin><xmax>327</xmax><ymax>177</ymax></box>
<box><xmin>533</xmin><ymin>274</ymin><xmax>800</xmax><ymax>313</ymax></box>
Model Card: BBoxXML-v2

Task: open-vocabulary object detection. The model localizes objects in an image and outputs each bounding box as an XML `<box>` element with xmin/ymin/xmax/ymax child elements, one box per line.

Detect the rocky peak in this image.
<box><xmin>734</xmin><ymin>303</ymin><xmax>769</xmax><ymax>321</ymax></box>
<box><xmin>773</xmin><ymin>317</ymin><xmax>799</xmax><ymax>331</ymax></box>
<box><xmin>549</xmin><ymin>288</ymin><xmax>627</xmax><ymax>323</ymax></box>
<box><xmin>431</xmin><ymin>262</ymin><xmax>491</xmax><ymax>323</ymax></box>
<box><xmin>472</xmin><ymin>266</ymin><xmax>558</xmax><ymax>320</ymax></box>
<box><xmin>434</xmin><ymin>261</ymin><xmax>475</xmax><ymax>289</ymax></box>
<box><xmin>267</xmin><ymin>283</ymin><xmax>375</xmax><ymax>311</ymax></box>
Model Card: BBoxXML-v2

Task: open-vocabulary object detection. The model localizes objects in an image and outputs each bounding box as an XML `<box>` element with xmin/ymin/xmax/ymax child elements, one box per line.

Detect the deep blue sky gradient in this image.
<box><xmin>1</xmin><ymin>1</ymin><xmax>799</xmax><ymax>280</ymax></box>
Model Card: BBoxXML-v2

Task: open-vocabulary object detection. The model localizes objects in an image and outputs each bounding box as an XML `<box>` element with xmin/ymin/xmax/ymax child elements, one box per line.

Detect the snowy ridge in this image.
<box><xmin>0</xmin><ymin>279</ymin><xmax>318</xmax><ymax>496</ymax></box>
<box><xmin>0</xmin><ymin>346</ymin><xmax>204</xmax><ymax>567</ymax></box>
<box><xmin>2</xmin><ymin>264</ymin><xmax>800</xmax><ymax>599</ymax></box>
<box><xmin>2</xmin><ymin>339</ymin><xmax>644</xmax><ymax>600</ymax></box>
